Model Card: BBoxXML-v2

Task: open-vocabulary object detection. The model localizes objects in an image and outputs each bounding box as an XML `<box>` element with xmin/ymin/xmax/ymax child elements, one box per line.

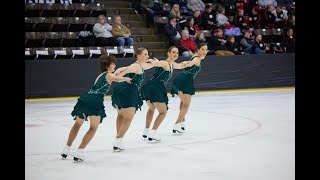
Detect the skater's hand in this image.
<box><xmin>146</xmin><ymin>58</ymin><xmax>159</xmax><ymax>64</ymax></box>
<box><xmin>125</xmin><ymin>77</ymin><xmax>132</xmax><ymax>84</ymax></box>
<box><xmin>182</xmin><ymin>61</ymin><xmax>190</xmax><ymax>67</ymax></box>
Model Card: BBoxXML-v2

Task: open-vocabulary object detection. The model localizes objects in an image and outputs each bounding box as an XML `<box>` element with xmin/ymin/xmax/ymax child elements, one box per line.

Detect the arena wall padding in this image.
<box><xmin>25</xmin><ymin>54</ymin><xmax>295</xmax><ymax>98</ymax></box>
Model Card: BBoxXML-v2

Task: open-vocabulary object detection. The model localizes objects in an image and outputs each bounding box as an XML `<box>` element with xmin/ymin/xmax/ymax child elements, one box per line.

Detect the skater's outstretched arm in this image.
<box><xmin>114</xmin><ymin>63</ymin><xmax>140</xmax><ymax>77</ymax></box>
<box><xmin>106</xmin><ymin>73</ymin><xmax>131</xmax><ymax>84</ymax></box>
<box><xmin>114</xmin><ymin>67</ymin><xmax>129</xmax><ymax>76</ymax></box>
<box><xmin>183</xmin><ymin>56</ymin><xmax>201</xmax><ymax>67</ymax></box>
<box><xmin>141</xmin><ymin>58</ymin><xmax>160</xmax><ymax>70</ymax></box>
<box><xmin>173</xmin><ymin>61</ymin><xmax>190</xmax><ymax>69</ymax></box>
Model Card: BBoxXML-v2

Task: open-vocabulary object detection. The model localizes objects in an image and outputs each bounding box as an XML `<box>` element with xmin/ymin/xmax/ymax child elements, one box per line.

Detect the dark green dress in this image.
<box><xmin>71</xmin><ymin>72</ymin><xmax>110</xmax><ymax>123</ymax></box>
<box><xmin>111</xmin><ymin>62</ymin><xmax>145</xmax><ymax>111</ymax></box>
<box><xmin>141</xmin><ymin>61</ymin><xmax>173</xmax><ymax>109</ymax></box>
<box><xmin>171</xmin><ymin>56</ymin><xmax>201</xmax><ymax>96</ymax></box>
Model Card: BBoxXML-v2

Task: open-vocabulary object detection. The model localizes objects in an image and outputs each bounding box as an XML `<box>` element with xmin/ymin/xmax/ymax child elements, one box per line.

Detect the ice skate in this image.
<box><xmin>173</xmin><ymin>123</ymin><xmax>184</xmax><ymax>134</ymax></box>
<box><xmin>61</xmin><ymin>145</ymin><xmax>70</xmax><ymax>160</ymax></box>
<box><xmin>148</xmin><ymin>130</ymin><xmax>161</xmax><ymax>143</ymax></box>
<box><xmin>73</xmin><ymin>148</ymin><xmax>85</xmax><ymax>162</ymax></box>
<box><xmin>142</xmin><ymin>128</ymin><xmax>149</xmax><ymax>139</ymax></box>
<box><xmin>113</xmin><ymin>138</ymin><xmax>125</xmax><ymax>152</ymax></box>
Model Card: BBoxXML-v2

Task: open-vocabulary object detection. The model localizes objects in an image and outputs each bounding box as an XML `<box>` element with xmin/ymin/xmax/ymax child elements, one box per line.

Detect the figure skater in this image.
<box><xmin>171</xmin><ymin>43</ymin><xmax>208</xmax><ymax>133</ymax></box>
<box><xmin>111</xmin><ymin>47</ymin><xmax>159</xmax><ymax>151</ymax></box>
<box><xmin>61</xmin><ymin>54</ymin><xmax>131</xmax><ymax>162</ymax></box>
<box><xmin>140</xmin><ymin>46</ymin><xmax>190</xmax><ymax>142</ymax></box>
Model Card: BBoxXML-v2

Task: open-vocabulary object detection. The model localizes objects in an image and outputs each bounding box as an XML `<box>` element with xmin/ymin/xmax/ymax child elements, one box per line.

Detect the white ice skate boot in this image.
<box><xmin>181</xmin><ymin>120</ymin><xmax>186</xmax><ymax>131</ymax></box>
<box><xmin>61</xmin><ymin>145</ymin><xmax>71</xmax><ymax>160</ymax></box>
<box><xmin>113</xmin><ymin>138</ymin><xmax>125</xmax><ymax>152</ymax></box>
<box><xmin>73</xmin><ymin>148</ymin><xmax>85</xmax><ymax>162</ymax></box>
<box><xmin>142</xmin><ymin>128</ymin><xmax>149</xmax><ymax>139</ymax></box>
<box><xmin>148</xmin><ymin>130</ymin><xmax>161</xmax><ymax>143</ymax></box>
<box><xmin>173</xmin><ymin>123</ymin><xmax>184</xmax><ymax>134</ymax></box>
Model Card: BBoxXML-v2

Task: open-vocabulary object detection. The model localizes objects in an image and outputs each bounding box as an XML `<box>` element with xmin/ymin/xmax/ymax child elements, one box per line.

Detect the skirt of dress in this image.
<box><xmin>111</xmin><ymin>83</ymin><xmax>143</xmax><ymax>111</ymax></box>
<box><xmin>71</xmin><ymin>94</ymin><xmax>106</xmax><ymax>123</ymax></box>
<box><xmin>171</xmin><ymin>73</ymin><xmax>196</xmax><ymax>97</ymax></box>
<box><xmin>141</xmin><ymin>79</ymin><xmax>169</xmax><ymax>109</ymax></box>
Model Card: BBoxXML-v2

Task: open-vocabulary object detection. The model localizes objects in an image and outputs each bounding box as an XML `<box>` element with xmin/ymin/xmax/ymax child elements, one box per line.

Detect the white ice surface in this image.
<box><xmin>26</xmin><ymin>89</ymin><xmax>295</xmax><ymax>180</ymax></box>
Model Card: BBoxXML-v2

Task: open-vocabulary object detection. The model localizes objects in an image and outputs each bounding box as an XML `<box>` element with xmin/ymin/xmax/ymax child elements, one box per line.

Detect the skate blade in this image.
<box><xmin>73</xmin><ymin>157</ymin><xmax>84</xmax><ymax>163</ymax></box>
<box><xmin>172</xmin><ymin>130</ymin><xmax>184</xmax><ymax>135</ymax></box>
<box><xmin>113</xmin><ymin>147</ymin><xmax>124</xmax><ymax>152</ymax></box>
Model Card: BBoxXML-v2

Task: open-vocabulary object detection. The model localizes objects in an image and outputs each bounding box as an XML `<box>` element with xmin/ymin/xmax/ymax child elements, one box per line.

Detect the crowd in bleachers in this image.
<box><xmin>25</xmin><ymin>0</ymin><xmax>295</xmax><ymax>60</ymax></box>
<box><xmin>134</xmin><ymin>0</ymin><xmax>295</xmax><ymax>56</ymax></box>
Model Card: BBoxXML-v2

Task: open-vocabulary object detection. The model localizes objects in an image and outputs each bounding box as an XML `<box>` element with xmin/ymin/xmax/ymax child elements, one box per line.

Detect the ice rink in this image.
<box><xmin>25</xmin><ymin>88</ymin><xmax>295</xmax><ymax>180</ymax></box>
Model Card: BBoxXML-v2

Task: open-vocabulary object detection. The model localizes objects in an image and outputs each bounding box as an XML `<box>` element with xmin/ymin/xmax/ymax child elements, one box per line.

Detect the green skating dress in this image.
<box><xmin>71</xmin><ymin>72</ymin><xmax>110</xmax><ymax>123</ymax></box>
<box><xmin>171</xmin><ymin>56</ymin><xmax>201</xmax><ymax>96</ymax></box>
<box><xmin>111</xmin><ymin>62</ymin><xmax>145</xmax><ymax>111</ymax></box>
<box><xmin>141</xmin><ymin>61</ymin><xmax>173</xmax><ymax>109</ymax></box>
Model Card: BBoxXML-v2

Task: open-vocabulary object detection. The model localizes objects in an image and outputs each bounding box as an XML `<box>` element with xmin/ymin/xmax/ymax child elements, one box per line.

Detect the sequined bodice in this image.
<box><xmin>124</xmin><ymin>72</ymin><xmax>145</xmax><ymax>88</ymax></box>
<box><xmin>117</xmin><ymin>62</ymin><xmax>145</xmax><ymax>88</ymax></box>
<box><xmin>183</xmin><ymin>56</ymin><xmax>201</xmax><ymax>79</ymax></box>
<box><xmin>88</xmin><ymin>72</ymin><xmax>110</xmax><ymax>95</ymax></box>
<box><xmin>151</xmin><ymin>62</ymin><xmax>173</xmax><ymax>85</ymax></box>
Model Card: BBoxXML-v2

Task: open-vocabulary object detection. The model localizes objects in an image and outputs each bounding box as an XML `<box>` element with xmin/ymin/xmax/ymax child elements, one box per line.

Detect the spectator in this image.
<box><xmin>112</xmin><ymin>16</ymin><xmax>134</xmax><ymax>47</ymax></box>
<box><xmin>202</xmin><ymin>4</ymin><xmax>217</xmax><ymax>30</ymax></box>
<box><xmin>245</xmin><ymin>33</ymin><xmax>269</xmax><ymax>54</ymax></box>
<box><xmin>210</xmin><ymin>29</ymin><xmax>235</xmax><ymax>55</ymax></box>
<box><xmin>226</xmin><ymin>35</ymin><xmax>242</xmax><ymax>55</ymax></box>
<box><xmin>192</xmin><ymin>10</ymin><xmax>203</xmax><ymax>28</ymax></box>
<box><xmin>169</xmin><ymin>0</ymin><xmax>193</xmax><ymax>16</ymax></box>
<box><xmin>187</xmin><ymin>0</ymin><xmax>205</xmax><ymax>13</ymax></box>
<box><xmin>176</xmin><ymin>30</ymin><xmax>197</xmax><ymax>57</ymax></box>
<box><xmin>216</xmin><ymin>6</ymin><xmax>231</xmax><ymax>29</ymax></box>
<box><xmin>273</xmin><ymin>5</ymin><xmax>288</xmax><ymax>28</ymax></box>
<box><xmin>234</xmin><ymin>8</ymin><xmax>249</xmax><ymax>30</ymax></box>
<box><xmin>287</xmin><ymin>14</ymin><xmax>295</xmax><ymax>28</ymax></box>
<box><xmin>93</xmin><ymin>14</ymin><xmax>117</xmax><ymax>46</ymax></box>
<box><xmin>247</xmin><ymin>0</ymin><xmax>259</xmax><ymax>15</ymax></box>
<box><xmin>140</xmin><ymin>0</ymin><xmax>171</xmax><ymax>23</ymax></box>
<box><xmin>194</xmin><ymin>31</ymin><xmax>207</xmax><ymax>46</ymax></box>
<box><xmin>287</xmin><ymin>14</ymin><xmax>295</xmax><ymax>38</ymax></box>
<box><xmin>257</xmin><ymin>0</ymin><xmax>277</xmax><ymax>9</ymax></box>
<box><xmin>261</xmin><ymin>5</ymin><xmax>276</xmax><ymax>28</ymax></box>
<box><xmin>248</xmin><ymin>7</ymin><xmax>261</xmax><ymax>29</ymax></box>
<box><xmin>276</xmin><ymin>0</ymin><xmax>294</xmax><ymax>15</ymax></box>
<box><xmin>170</xmin><ymin>4</ymin><xmax>185</xmax><ymax>23</ymax></box>
<box><xmin>184</xmin><ymin>17</ymin><xmax>200</xmax><ymax>38</ymax></box>
<box><xmin>282</xmin><ymin>28</ymin><xmax>295</xmax><ymax>53</ymax></box>
<box><xmin>164</xmin><ymin>16</ymin><xmax>183</xmax><ymax>45</ymax></box>
<box><xmin>240</xmin><ymin>30</ymin><xmax>255</xmax><ymax>52</ymax></box>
